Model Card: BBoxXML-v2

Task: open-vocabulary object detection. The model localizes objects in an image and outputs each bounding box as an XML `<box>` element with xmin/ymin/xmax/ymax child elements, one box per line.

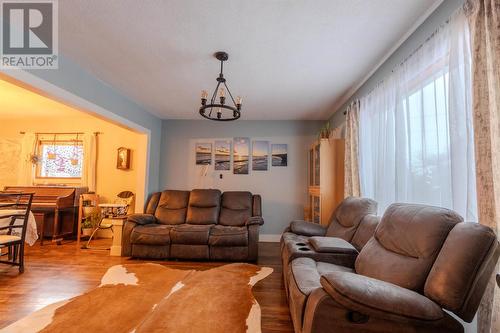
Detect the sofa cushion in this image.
<box><xmin>154</xmin><ymin>190</ymin><xmax>190</xmax><ymax>225</ymax></box>
<box><xmin>186</xmin><ymin>189</ymin><xmax>221</xmax><ymax>225</ymax></box>
<box><xmin>290</xmin><ymin>257</ymin><xmax>354</xmax><ymax>296</ymax></box>
<box><xmin>309</xmin><ymin>236</ymin><xmax>358</xmax><ymax>254</ymax></box>
<box><xmin>218</xmin><ymin>191</ymin><xmax>253</xmax><ymax>226</ymax></box>
<box><xmin>325</xmin><ymin>197</ymin><xmax>377</xmax><ymax>241</ymax></box>
<box><xmin>209</xmin><ymin>225</ymin><xmax>248</xmax><ymax>246</ymax></box>
<box><xmin>145</xmin><ymin>192</ymin><xmax>161</xmax><ymax>214</ymax></box>
<box><xmin>356</xmin><ymin>203</ymin><xmax>462</xmax><ymax>292</ymax></box>
<box><xmin>170</xmin><ymin>224</ymin><xmax>212</xmax><ymax>245</ymax></box>
<box><xmin>424</xmin><ymin>223</ymin><xmax>500</xmax><ymax>322</ymax></box>
<box><xmin>320</xmin><ymin>271</ymin><xmax>444</xmax><ymax>321</ymax></box>
<box><xmin>130</xmin><ymin>224</ymin><xmax>172</xmax><ymax>245</ymax></box>
<box><xmin>351</xmin><ymin>214</ymin><xmax>380</xmax><ymax>251</ymax></box>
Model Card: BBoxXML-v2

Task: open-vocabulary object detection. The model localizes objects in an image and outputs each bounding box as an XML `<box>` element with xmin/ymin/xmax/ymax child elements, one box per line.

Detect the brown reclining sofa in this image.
<box><xmin>122</xmin><ymin>189</ymin><xmax>263</xmax><ymax>261</ymax></box>
<box><xmin>283</xmin><ymin>202</ymin><xmax>500</xmax><ymax>333</ymax></box>
<box><xmin>281</xmin><ymin>197</ymin><xmax>380</xmax><ymax>295</ymax></box>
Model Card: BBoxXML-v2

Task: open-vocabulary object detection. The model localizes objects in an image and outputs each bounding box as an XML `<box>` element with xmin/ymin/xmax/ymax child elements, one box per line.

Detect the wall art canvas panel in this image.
<box><xmin>195</xmin><ymin>142</ymin><xmax>212</xmax><ymax>165</ymax></box>
<box><xmin>233</xmin><ymin>137</ymin><xmax>250</xmax><ymax>174</ymax></box>
<box><xmin>271</xmin><ymin>144</ymin><xmax>288</xmax><ymax>167</ymax></box>
<box><xmin>252</xmin><ymin>140</ymin><xmax>269</xmax><ymax>171</ymax></box>
<box><xmin>215</xmin><ymin>140</ymin><xmax>231</xmax><ymax>171</ymax></box>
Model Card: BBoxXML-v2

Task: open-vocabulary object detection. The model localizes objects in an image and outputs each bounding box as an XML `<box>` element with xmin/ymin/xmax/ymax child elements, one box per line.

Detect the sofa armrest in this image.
<box><xmin>127</xmin><ymin>213</ymin><xmax>156</xmax><ymax>225</ymax></box>
<box><xmin>320</xmin><ymin>272</ymin><xmax>444</xmax><ymax>321</ymax></box>
<box><xmin>290</xmin><ymin>220</ymin><xmax>326</xmax><ymax>237</ymax></box>
<box><xmin>309</xmin><ymin>236</ymin><xmax>358</xmax><ymax>254</ymax></box>
<box><xmin>246</xmin><ymin>216</ymin><xmax>264</xmax><ymax>226</ymax></box>
<box><xmin>121</xmin><ymin>220</ymin><xmax>137</xmax><ymax>256</ymax></box>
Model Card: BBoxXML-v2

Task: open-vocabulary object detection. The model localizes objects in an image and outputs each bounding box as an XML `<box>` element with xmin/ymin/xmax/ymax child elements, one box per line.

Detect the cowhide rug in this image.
<box><xmin>1</xmin><ymin>263</ymin><xmax>273</xmax><ymax>333</ymax></box>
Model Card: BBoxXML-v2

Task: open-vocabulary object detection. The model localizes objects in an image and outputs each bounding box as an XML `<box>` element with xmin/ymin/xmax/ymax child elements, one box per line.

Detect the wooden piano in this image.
<box><xmin>3</xmin><ymin>186</ymin><xmax>88</xmax><ymax>244</ymax></box>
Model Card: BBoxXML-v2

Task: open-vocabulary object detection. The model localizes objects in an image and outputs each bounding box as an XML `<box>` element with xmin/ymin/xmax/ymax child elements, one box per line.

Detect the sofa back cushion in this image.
<box><xmin>145</xmin><ymin>192</ymin><xmax>161</xmax><ymax>215</ymax></box>
<box><xmin>186</xmin><ymin>189</ymin><xmax>221</xmax><ymax>225</ymax></box>
<box><xmin>424</xmin><ymin>223</ymin><xmax>500</xmax><ymax>322</ymax></box>
<box><xmin>154</xmin><ymin>190</ymin><xmax>190</xmax><ymax>225</ymax></box>
<box><xmin>350</xmin><ymin>214</ymin><xmax>380</xmax><ymax>251</ymax></box>
<box><xmin>325</xmin><ymin>197</ymin><xmax>377</xmax><ymax>241</ymax></box>
<box><xmin>355</xmin><ymin>203</ymin><xmax>462</xmax><ymax>292</ymax></box>
<box><xmin>219</xmin><ymin>191</ymin><xmax>253</xmax><ymax>226</ymax></box>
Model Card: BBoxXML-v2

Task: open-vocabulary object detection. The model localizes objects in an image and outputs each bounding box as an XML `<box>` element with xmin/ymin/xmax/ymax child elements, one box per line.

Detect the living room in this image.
<box><xmin>0</xmin><ymin>0</ymin><xmax>499</xmax><ymax>333</ymax></box>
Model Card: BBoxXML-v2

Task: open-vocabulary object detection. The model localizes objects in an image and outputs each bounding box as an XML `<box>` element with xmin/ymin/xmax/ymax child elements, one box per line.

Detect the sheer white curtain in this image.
<box><xmin>359</xmin><ymin>9</ymin><xmax>477</xmax><ymax>221</ymax></box>
<box><xmin>17</xmin><ymin>132</ymin><xmax>37</xmax><ymax>185</ymax></box>
<box><xmin>81</xmin><ymin>133</ymin><xmax>97</xmax><ymax>191</ymax></box>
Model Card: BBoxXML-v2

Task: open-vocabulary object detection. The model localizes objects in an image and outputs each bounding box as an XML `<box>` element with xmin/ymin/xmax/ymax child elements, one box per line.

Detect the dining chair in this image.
<box><xmin>0</xmin><ymin>192</ymin><xmax>34</xmax><ymax>273</ymax></box>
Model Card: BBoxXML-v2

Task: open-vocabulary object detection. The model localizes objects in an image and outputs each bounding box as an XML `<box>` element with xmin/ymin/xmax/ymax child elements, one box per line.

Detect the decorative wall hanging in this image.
<box><xmin>117</xmin><ymin>147</ymin><xmax>131</xmax><ymax>170</ymax></box>
<box><xmin>252</xmin><ymin>141</ymin><xmax>269</xmax><ymax>171</ymax></box>
<box><xmin>271</xmin><ymin>144</ymin><xmax>288</xmax><ymax>167</ymax></box>
<box><xmin>47</xmin><ymin>134</ymin><xmax>57</xmax><ymax>160</ymax></box>
<box><xmin>233</xmin><ymin>137</ymin><xmax>249</xmax><ymax>174</ymax></box>
<box><xmin>214</xmin><ymin>140</ymin><xmax>231</xmax><ymax>170</ymax></box>
<box><xmin>70</xmin><ymin>134</ymin><xmax>80</xmax><ymax>166</ymax></box>
<box><xmin>195</xmin><ymin>143</ymin><xmax>212</xmax><ymax>165</ymax></box>
<box><xmin>199</xmin><ymin>51</ymin><xmax>243</xmax><ymax>121</ymax></box>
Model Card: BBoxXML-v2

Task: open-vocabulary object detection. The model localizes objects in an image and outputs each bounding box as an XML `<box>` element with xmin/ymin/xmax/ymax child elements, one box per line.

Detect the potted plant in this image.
<box><xmin>318</xmin><ymin>121</ymin><xmax>332</xmax><ymax>140</ymax></box>
<box><xmin>81</xmin><ymin>211</ymin><xmax>101</xmax><ymax>237</ymax></box>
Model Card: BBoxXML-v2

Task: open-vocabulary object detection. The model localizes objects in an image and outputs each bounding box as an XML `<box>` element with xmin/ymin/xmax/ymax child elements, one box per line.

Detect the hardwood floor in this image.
<box><xmin>0</xmin><ymin>240</ymin><xmax>293</xmax><ymax>332</ymax></box>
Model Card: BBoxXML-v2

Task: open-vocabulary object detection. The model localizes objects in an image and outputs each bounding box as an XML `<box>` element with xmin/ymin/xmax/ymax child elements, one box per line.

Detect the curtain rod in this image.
<box><xmin>19</xmin><ymin>131</ymin><xmax>102</xmax><ymax>135</ymax></box>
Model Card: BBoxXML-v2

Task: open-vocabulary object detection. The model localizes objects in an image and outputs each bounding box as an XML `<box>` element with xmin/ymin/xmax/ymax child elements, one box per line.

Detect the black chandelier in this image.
<box><xmin>199</xmin><ymin>51</ymin><xmax>242</xmax><ymax>121</ymax></box>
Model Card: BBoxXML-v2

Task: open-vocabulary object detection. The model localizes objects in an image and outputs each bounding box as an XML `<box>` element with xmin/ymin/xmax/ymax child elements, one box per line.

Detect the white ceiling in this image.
<box><xmin>59</xmin><ymin>0</ymin><xmax>441</xmax><ymax>120</ymax></box>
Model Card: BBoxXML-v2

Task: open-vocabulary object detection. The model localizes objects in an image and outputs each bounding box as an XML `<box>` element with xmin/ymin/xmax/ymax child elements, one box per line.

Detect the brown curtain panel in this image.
<box><xmin>465</xmin><ymin>0</ymin><xmax>500</xmax><ymax>332</ymax></box>
<box><xmin>344</xmin><ymin>100</ymin><xmax>361</xmax><ymax>197</ymax></box>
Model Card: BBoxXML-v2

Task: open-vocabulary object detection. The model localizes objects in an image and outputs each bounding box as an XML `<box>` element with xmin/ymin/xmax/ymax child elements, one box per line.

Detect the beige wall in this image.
<box><xmin>0</xmin><ymin>116</ymin><xmax>147</xmax><ymax>212</ymax></box>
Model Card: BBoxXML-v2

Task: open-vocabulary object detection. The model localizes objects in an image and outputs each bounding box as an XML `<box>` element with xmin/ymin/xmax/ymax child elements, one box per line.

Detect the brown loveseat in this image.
<box><xmin>122</xmin><ymin>189</ymin><xmax>263</xmax><ymax>261</ymax></box>
<box><xmin>284</xmin><ymin>203</ymin><xmax>500</xmax><ymax>333</ymax></box>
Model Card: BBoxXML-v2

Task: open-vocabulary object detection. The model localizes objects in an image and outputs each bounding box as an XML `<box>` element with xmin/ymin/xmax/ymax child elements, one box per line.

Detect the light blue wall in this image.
<box><xmin>330</xmin><ymin>0</ymin><xmax>465</xmax><ymax>127</ymax></box>
<box><xmin>160</xmin><ymin>120</ymin><xmax>322</xmax><ymax>235</ymax></box>
<box><xmin>5</xmin><ymin>55</ymin><xmax>163</xmax><ymax>196</ymax></box>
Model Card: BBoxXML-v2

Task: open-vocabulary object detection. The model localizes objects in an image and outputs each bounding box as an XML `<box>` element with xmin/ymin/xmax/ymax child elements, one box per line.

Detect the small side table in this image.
<box><xmin>104</xmin><ymin>216</ymin><xmax>127</xmax><ymax>256</ymax></box>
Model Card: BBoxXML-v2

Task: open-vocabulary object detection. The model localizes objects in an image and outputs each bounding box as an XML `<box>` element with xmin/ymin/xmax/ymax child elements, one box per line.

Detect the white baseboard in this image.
<box><xmin>260</xmin><ymin>234</ymin><xmax>281</xmax><ymax>242</ymax></box>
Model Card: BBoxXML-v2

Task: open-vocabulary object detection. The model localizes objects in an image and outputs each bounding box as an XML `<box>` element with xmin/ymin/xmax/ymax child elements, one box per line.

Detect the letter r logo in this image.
<box><xmin>2</xmin><ymin>2</ymin><xmax>53</xmax><ymax>54</ymax></box>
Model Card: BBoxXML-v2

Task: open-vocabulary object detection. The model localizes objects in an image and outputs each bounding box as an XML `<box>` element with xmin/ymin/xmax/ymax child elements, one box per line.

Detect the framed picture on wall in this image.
<box><xmin>233</xmin><ymin>137</ymin><xmax>250</xmax><ymax>174</ymax></box>
<box><xmin>117</xmin><ymin>147</ymin><xmax>131</xmax><ymax>170</ymax></box>
<box><xmin>271</xmin><ymin>144</ymin><xmax>288</xmax><ymax>167</ymax></box>
<box><xmin>195</xmin><ymin>143</ymin><xmax>212</xmax><ymax>165</ymax></box>
<box><xmin>215</xmin><ymin>140</ymin><xmax>231</xmax><ymax>170</ymax></box>
<box><xmin>252</xmin><ymin>140</ymin><xmax>269</xmax><ymax>171</ymax></box>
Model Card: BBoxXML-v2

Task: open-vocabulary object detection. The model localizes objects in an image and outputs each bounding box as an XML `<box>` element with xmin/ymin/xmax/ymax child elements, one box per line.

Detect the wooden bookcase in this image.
<box><xmin>307</xmin><ymin>138</ymin><xmax>345</xmax><ymax>226</ymax></box>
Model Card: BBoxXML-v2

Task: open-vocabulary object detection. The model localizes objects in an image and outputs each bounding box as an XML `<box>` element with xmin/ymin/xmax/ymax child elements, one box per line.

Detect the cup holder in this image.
<box><xmin>296</xmin><ymin>242</ymin><xmax>306</xmax><ymax>246</ymax></box>
<box><xmin>298</xmin><ymin>247</ymin><xmax>311</xmax><ymax>251</ymax></box>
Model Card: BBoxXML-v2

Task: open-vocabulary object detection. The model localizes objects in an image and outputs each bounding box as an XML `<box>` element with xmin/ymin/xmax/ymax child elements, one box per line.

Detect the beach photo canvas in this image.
<box><xmin>195</xmin><ymin>142</ymin><xmax>212</xmax><ymax>165</ymax></box>
<box><xmin>233</xmin><ymin>137</ymin><xmax>250</xmax><ymax>174</ymax></box>
<box><xmin>272</xmin><ymin>144</ymin><xmax>288</xmax><ymax>167</ymax></box>
<box><xmin>215</xmin><ymin>140</ymin><xmax>231</xmax><ymax>170</ymax></box>
<box><xmin>252</xmin><ymin>141</ymin><xmax>269</xmax><ymax>171</ymax></box>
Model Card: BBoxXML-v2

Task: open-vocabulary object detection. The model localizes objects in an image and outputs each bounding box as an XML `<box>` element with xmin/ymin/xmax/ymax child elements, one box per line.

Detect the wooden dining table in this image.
<box><xmin>0</xmin><ymin>209</ymin><xmax>38</xmax><ymax>246</ymax></box>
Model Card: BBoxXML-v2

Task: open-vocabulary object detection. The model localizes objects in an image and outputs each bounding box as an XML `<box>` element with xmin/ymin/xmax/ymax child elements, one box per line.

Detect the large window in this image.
<box><xmin>359</xmin><ymin>9</ymin><xmax>477</xmax><ymax>221</ymax></box>
<box><xmin>36</xmin><ymin>140</ymin><xmax>84</xmax><ymax>179</ymax></box>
